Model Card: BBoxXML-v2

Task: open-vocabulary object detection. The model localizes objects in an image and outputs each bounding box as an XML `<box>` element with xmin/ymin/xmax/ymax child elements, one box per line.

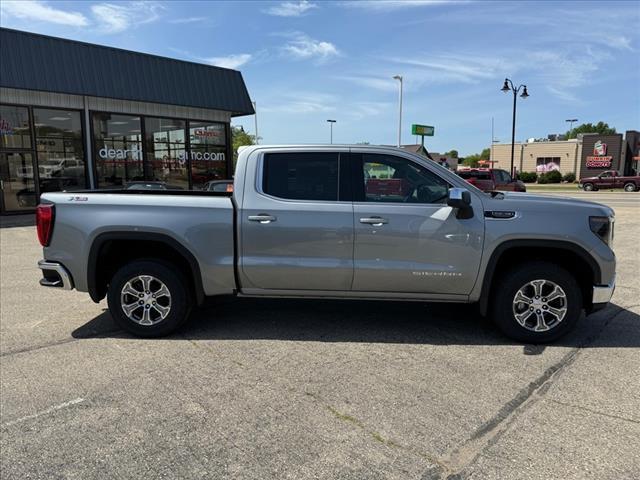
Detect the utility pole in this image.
<box><xmin>393</xmin><ymin>75</ymin><xmax>403</xmax><ymax>147</ymax></box>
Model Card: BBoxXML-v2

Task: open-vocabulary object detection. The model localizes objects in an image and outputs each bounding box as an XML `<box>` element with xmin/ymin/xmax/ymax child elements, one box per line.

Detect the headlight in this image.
<box><xmin>589</xmin><ymin>216</ymin><xmax>613</xmax><ymax>246</ymax></box>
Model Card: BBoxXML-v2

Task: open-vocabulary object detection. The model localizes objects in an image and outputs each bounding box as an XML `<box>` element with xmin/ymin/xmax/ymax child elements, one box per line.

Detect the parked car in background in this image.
<box><xmin>38</xmin><ymin>159</ymin><xmax>82</xmax><ymax>178</ymax></box>
<box><xmin>457</xmin><ymin>168</ymin><xmax>526</xmax><ymax>192</ymax></box>
<box><xmin>579</xmin><ymin>170</ymin><xmax>640</xmax><ymax>192</ymax></box>
<box><xmin>204</xmin><ymin>179</ymin><xmax>234</xmax><ymax>192</ymax></box>
<box><xmin>37</xmin><ymin>144</ymin><xmax>615</xmax><ymax>344</ymax></box>
<box><xmin>125</xmin><ymin>181</ymin><xmax>184</xmax><ymax>191</ymax></box>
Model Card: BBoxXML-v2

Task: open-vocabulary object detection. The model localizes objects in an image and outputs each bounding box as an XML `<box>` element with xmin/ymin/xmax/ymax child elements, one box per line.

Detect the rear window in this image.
<box><xmin>262</xmin><ymin>152</ymin><xmax>339</xmax><ymax>201</ymax></box>
<box><xmin>458</xmin><ymin>170</ymin><xmax>491</xmax><ymax>180</ymax></box>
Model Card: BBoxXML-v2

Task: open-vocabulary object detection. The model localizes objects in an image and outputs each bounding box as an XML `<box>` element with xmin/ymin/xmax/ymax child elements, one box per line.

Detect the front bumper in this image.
<box><xmin>591</xmin><ymin>277</ymin><xmax>615</xmax><ymax>309</ymax></box>
<box><xmin>38</xmin><ymin>260</ymin><xmax>74</xmax><ymax>290</ymax></box>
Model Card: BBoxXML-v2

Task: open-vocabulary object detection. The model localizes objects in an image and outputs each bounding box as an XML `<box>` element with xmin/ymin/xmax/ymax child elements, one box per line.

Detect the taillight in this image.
<box><xmin>36</xmin><ymin>204</ymin><xmax>55</xmax><ymax>247</ymax></box>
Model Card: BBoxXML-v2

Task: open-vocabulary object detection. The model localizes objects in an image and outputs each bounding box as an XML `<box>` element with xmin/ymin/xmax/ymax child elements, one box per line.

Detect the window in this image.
<box><xmin>263</xmin><ymin>152</ymin><xmax>339</xmax><ymax>201</ymax></box>
<box><xmin>1</xmin><ymin>105</ymin><xmax>31</xmax><ymax>149</ymax></box>
<box><xmin>33</xmin><ymin>108</ymin><xmax>86</xmax><ymax>193</ymax></box>
<box><xmin>494</xmin><ymin>169</ymin><xmax>512</xmax><ymax>183</ymax></box>
<box><xmin>93</xmin><ymin>113</ymin><xmax>143</xmax><ymax>188</ymax></box>
<box><xmin>144</xmin><ymin>117</ymin><xmax>187</xmax><ymax>189</ymax></box>
<box><xmin>458</xmin><ymin>170</ymin><xmax>491</xmax><ymax>180</ymax></box>
<box><xmin>189</xmin><ymin>121</ymin><xmax>227</xmax><ymax>190</ymax></box>
<box><xmin>536</xmin><ymin>157</ymin><xmax>561</xmax><ymax>173</ymax></box>
<box><xmin>360</xmin><ymin>154</ymin><xmax>448</xmax><ymax>203</ymax></box>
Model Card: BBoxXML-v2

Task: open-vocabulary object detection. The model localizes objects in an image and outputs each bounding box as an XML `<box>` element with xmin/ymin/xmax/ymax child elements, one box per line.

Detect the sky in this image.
<box><xmin>1</xmin><ymin>0</ymin><xmax>639</xmax><ymax>156</ymax></box>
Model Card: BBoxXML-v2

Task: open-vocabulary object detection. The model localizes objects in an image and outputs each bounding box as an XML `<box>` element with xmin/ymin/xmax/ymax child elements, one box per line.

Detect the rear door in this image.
<box><xmin>494</xmin><ymin>169</ymin><xmax>514</xmax><ymax>191</ymax></box>
<box><xmin>240</xmin><ymin>150</ymin><xmax>354</xmax><ymax>291</ymax></box>
<box><xmin>351</xmin><ymin>151</ymin><xmax>484</xmax><ymax>295</ymax></box>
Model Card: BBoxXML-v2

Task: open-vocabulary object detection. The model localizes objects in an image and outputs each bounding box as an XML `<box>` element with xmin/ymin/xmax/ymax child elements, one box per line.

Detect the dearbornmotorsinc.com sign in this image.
<box><xmin>99</xmin><ymin>146</ymin><xmax>225</xmax><ymax>163</ymax></box>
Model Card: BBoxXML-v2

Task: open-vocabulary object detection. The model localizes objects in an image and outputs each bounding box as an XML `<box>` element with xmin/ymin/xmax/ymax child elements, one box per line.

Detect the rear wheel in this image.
<box><xmin>624</xmin><ymin>182</ymin><xmax>637</xmax><ymax>192</ymax></box>
<box><xmin>107</xmin><ymin>259</ymin><xmax>192</xmax><ymax>337</ymax></box>
<box><xmin>491</xmin><ymin>261</ymin><xmax>582</xmax><ymax>343</ymax></box>
<box><xmin>582</xmin><ymin>183</ymin><xmax>595</xmax><ymax>191</ymax></box>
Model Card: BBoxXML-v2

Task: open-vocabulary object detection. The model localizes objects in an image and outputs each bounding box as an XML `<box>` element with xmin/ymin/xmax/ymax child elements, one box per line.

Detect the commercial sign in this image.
<box><xmin>411</xmin><ymin>124</ymin><xmax>434</xmax><ymax>136</ymax></box>
<box><xmin>0</xmin><ymin>118</ymin><xmax>14</xmax><ymax>135</ymax></box>
<box><xmin>586</xmin><ymin>140</ymin><xmax>612</xmax><ymax>168</ymax></box>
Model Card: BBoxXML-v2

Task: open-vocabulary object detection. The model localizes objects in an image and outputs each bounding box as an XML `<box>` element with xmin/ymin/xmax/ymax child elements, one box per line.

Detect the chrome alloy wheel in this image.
<box><xmin>120</xmin><ymin>275</ymin><xmax>172</xmax><ymax>326</ymax></box>
<box><xmin>512</xmin><ymin>279</ymin><xmax>568</xmax><ymax>332</ymax></box>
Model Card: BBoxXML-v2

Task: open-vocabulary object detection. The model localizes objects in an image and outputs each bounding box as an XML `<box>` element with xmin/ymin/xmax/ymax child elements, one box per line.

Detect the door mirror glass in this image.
<box><xmin>447</xmin><ymin>187</ymin><xmax>471</xmax><ymax>209</ymax></box>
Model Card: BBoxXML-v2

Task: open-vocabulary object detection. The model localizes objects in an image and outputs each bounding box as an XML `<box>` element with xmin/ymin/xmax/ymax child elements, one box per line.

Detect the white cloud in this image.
<box><xmin>205</xmin><ymin>53</ymin><xmax>253</xmax><ymax>70</ymax></box>
<box><xmin>265</xmin><ymin>1</ymin><xmax>318</xmax><ymax>17</ymax></box>
<box><xmin>341</xmin><ymin>0</ymin><xmax>467</xmax><ymax>11</ymax></box>
<box><xmin>168</xmin><ymin>16</ymin><xmax>208</xmax><ymax>24</ymax></box>
<box><xmin>0</xmin><ymin>0</ymin><xmax>88</xmax><ymax>26</ymax></box>
<box><xmin>91</xmin><ymin>1</ymin><xmax>163</xmax><ymax>33</ymax></box>
<box><xmin>282</xmin><ymin>33</ymin><xmax>339</xmax><ymax>62</ymax></box>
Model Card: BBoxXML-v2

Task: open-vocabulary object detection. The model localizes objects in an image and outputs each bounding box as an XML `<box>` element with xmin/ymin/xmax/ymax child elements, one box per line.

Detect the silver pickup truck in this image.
<box><xmin>37</xmin><ymin>145</ymin><xmax>616</xmax><ymax>343</ymax></box>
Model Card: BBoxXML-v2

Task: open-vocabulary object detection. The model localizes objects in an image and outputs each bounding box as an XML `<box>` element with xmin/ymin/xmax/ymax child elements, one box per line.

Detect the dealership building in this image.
<box><xmin>0</xmin><ymin>28</ymin><xmax>254</xmax><ymax>214</ymax></box>
<box><xmin>488</xmin><ymin>131</ymin><xmax>639</xmax><ymax>179</ymax></box>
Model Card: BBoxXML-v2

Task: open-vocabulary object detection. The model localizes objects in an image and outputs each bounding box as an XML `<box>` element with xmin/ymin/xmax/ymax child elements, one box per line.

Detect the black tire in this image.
<box><xmin>624</xmin><ymin>182</ymin><xmax>637</xmax><ymax>192</ymax></box>
<box><xmin>107</xmin><ymin>259</ymin><xmax>192</xmax><ymax>337</ymax></box>
<box><xmin>491</xmin><ymin>261</ymin><xmax>582</xmax><ymax>343</ymax></box>
<box><xmin>582</xmin><ymin>183</ymin><xmax>595</xmax><ymax>191</ymax></box>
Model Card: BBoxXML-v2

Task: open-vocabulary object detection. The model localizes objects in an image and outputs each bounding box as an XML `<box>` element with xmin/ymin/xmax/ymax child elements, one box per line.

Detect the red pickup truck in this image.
<box><xmin>457</xmin><ymin>168</ymin><xmax>526</xmax><ymax>192</ymax></box>
<box><xmin>580</xmin><ymin>171</ymin><xmax>640</xmax><ymax>192</ymax></box>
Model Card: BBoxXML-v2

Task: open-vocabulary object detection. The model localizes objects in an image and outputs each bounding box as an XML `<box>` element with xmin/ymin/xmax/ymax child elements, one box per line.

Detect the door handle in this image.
<box><xmin>248</xmin><ymin>214</ymin><xmax>277</xmax><ymax>224</ymax></box>
<box><xmin>359</xmin><ymin>216</ymin><xmax>388</xmax><ymax>226</ymax></box>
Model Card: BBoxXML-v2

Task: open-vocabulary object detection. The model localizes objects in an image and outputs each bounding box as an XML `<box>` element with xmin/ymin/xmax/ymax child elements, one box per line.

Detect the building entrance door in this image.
<box><xmin>0</xmin><ymin>152</ymin><xmax>38</xmax><ymax>213</ymax></box>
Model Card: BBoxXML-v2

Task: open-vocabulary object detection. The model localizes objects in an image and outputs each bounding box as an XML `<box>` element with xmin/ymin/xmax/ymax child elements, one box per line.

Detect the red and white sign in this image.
<box><xmin>593</xmin><ymin>140</ymin><xmax>607</xmax><ymax>156</ymax></box>
<box><xmin>586</xmin><ymin>156</ymin><xmax>613</xmax><ymax>168</ymax></box>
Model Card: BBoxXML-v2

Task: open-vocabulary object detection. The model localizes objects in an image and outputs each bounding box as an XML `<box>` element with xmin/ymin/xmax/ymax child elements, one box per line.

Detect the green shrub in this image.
<box><xmin>518</xmin><ymin>171</ymin><xmax>538</xmax><ymax>183</ymax></box>
<box><xmin>562</xmin><ymin>172</ymin><xmax>576</xmax><ymax>183</ymax></box>
<box><xmin>538</xmin><ymin>170</ymin><xmax>562</xmax><ymax>184</ymax></box>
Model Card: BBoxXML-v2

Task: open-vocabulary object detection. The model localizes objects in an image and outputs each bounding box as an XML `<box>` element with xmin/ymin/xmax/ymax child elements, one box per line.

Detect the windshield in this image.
<box><xmin>458</xmin><ymin>171</ymin><xmax>491</xmax><ymax>180</ymax></box>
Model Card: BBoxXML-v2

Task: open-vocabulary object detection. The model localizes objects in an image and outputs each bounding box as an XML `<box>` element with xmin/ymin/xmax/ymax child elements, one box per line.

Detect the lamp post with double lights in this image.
<box><xmin>326</xmin><ymin>119</ymin><xmax>336</xmax><ymax>144</ymax></box>
<box><xmin>501</xmin><ymin>78</ymin><xmax>529</xmax><ymax>178</ymax></box>
<box><xmin>565</xmin><ymin>118</ymin><xmax>578</xmax><ymax>136</ymax></box>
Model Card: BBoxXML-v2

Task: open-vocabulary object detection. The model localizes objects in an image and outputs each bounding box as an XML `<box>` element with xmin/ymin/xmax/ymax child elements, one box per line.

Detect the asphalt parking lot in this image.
<box><xmin>1</xmin><ymin>191</ymin><xmax>639</xmax><ymax>480</ymax></box>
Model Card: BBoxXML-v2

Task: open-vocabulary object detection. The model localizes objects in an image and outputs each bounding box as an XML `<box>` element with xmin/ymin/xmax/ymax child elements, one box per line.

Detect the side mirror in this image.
<box><xmin>447</xmin><ymin>187</ymin><xmax>473</xmax><ymax>219</ymax></box>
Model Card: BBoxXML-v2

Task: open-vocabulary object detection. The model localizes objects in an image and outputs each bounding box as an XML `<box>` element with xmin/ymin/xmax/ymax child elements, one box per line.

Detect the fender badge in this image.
<box><xmin>68</xmin><ymin>196</ymin><xmax>88</xmax><ymax>202</ymax></box>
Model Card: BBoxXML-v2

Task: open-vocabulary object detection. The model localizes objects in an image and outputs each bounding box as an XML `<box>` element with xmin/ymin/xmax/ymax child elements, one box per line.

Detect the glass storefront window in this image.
<box><xmin>33</xmin><ymin>108</ymin><xmax>86</xmax><ymax>194</ymax></box>
<box><xmin>144</xmin><ymin>117</ymin><xmax>187</xmax><ymax>189</ymax></box>
<box><xmin>189</xmin><ymin>121</ymin><xmax>227</xmax><ymax>189</ymax></box>
<box><xmin>1</xmin><ymin>105</ymin><xmax>31</xmax><ymax>149</ymax></box>
<box><xmin>93</xmin><ymin>113</ymin><xmax>143</xmax><ymax>188</ymax></box>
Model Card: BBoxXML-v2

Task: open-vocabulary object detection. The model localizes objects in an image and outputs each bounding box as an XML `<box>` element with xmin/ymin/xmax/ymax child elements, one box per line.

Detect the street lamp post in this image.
<box><xmin>326</xmin><ymin>119</ymin><xmax>336</xmax><ymax>144</ymax></box>
<box><xmin>501</xmin><ymin>78</ymin><xmax>529</xmax><ymax>178</ymax></box>
<box><xmin>393</xmin><ymin>75</ymin><xmax>403</xmax><ymax>147</ymax></box>
<box><xmin>252</xmin><ymin>101</ymin><xmax>259</xmax><ymax>145</ymax></box>
<box><xmin>565</xmin><ymin>118</ymin><xmax>578</xmax><ymax>136</ymax></box>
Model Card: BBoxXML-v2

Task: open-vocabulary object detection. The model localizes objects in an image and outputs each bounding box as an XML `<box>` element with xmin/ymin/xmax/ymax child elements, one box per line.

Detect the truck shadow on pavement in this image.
<box><xmin>72</xmin><ymin>298</ymin><xmax>640</xmax><ymax>354</ymax></box>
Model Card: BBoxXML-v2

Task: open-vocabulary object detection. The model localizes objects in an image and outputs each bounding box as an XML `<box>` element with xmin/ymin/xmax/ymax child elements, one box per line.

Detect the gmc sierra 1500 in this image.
<box><xmin>37</xmin><ymin>145</ymin><xmax>616</xmax><ymax>343</ymax></box>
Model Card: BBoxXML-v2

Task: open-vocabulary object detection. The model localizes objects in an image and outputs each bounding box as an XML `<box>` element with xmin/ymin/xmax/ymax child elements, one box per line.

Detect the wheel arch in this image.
<box><xmin>478</xmin><ymin>239</ymin><xmax>601</xmax><ymax>316</ymax></box>
<box><xmin>87</xmin><ymin>231</ymin><xmax>205</xmax><ymax>306</ymax></box>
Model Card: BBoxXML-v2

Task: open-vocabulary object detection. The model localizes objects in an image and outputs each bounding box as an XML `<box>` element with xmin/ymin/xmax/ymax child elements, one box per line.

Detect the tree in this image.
<box><xmin>231</xmin><ymin>126</ymin><xmax>256</xmax><ymax>164</ymax></box>
<box><xmin>444</xmin><ymin>149</ymin><xmax>459</xmax><ymax>158</ymax></box>
<box><xmin>459</xmin><ymin>148</ymin><xmax>490</xmax><ymax>168</ymax></box>
<box><xmin>566</xmin><ymin>121</ymin><xmax>616</xmax><ymax>139</ymax></box>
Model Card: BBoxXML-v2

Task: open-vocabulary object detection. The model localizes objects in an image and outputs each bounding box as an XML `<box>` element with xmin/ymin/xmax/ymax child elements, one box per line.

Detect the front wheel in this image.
<box><xmin>491</xmin><ymin>261</ymin><xmax>582</xmax><ymax>343</ymax></box>
<box><xmin>582</xmin><ymin>183</ymin><xmax>595</xmax><ymax>191</ymax></box>
<box><xmin>107</xmin><ymin>259</ymin><xmax>192</xmax><ymax>337</ymax></box>
<box><xmin>624</xmin><ymin>182</ymin><xmax>637</xmax><ymax>192</ymax></box>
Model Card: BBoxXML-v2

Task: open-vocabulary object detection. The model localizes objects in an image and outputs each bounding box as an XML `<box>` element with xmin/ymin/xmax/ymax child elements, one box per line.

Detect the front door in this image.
<box><xmin>240</xmin><ymin>151</ymin><xmax>354</xmax><ymax>291</ymax></box>
<box><xmin>351</xmin><ymin>152</ymin><xmax>484</xmax><ymax>295</ymax></box>
<box><xmin>0</xmin><ymin>152</ymin><xmax>38</xmax><ymax>213</ymax></box>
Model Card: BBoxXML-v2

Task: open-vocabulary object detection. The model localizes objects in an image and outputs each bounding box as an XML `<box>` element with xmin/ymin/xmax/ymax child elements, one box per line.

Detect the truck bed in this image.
<box><xmin>40</xmin><ymin>190</ymin><xmax>238</xmax><ymax>298</ymax></box>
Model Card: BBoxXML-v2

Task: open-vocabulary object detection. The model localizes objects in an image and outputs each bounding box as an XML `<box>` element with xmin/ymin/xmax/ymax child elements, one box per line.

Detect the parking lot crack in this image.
<box><xmin>425</xmin><ymin>304</ymin><xmax>630</xmax><ymax>479</ymax></box>
<box><xmin>545</xmin><ymin>398</ymin><xmax>640</xmax><ymax>424</ymax></box>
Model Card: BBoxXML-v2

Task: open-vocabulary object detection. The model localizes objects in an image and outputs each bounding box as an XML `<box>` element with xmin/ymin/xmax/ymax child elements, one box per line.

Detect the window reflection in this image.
<box><xmin>33</xmin><ymin>108</ymin><xmax>86</xmax><ymax>194</ymax></box>
<box><xmin>189</xmin><ymin>121</ymin><xmax>227</xmax><ymax>189</ymax></box>
<box><xmin>144</xmin><ymin>117</ymin><xmax>187</xmax><ymax>189</ymax></box>
<box><xmin>93</xmin><ymin>113</ymin><xmax>143</xmax><ymax>188</ymax></box>
<box><xmin>1</xmin><ymin>105</ymin><xmax>31</xmax><ymax>149</ymax></box>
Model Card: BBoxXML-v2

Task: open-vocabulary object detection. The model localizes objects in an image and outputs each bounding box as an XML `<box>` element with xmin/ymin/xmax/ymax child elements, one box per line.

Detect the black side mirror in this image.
<box><xmin>447</xmin><ymin>187</ymin><xmax>473</xmax><ymax>219</ymax></box>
